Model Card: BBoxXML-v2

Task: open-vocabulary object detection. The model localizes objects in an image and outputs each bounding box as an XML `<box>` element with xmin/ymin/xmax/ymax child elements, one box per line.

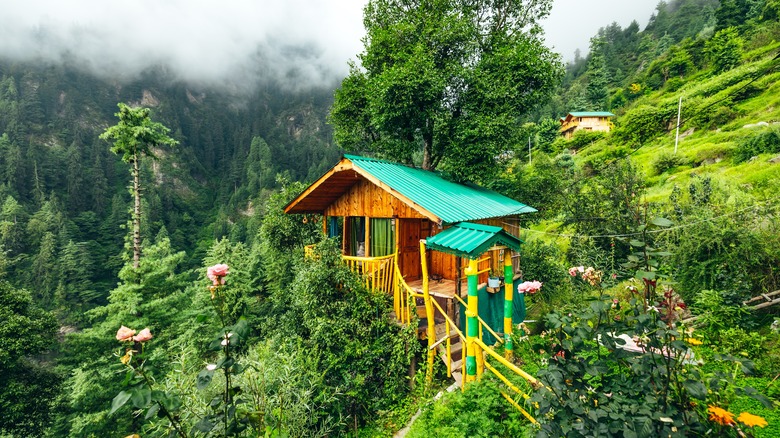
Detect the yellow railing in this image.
<box><xmin>342</xmin><ymin>253</ymin><xmax>395</xmax><ymax>295</ymax></box>
<box><xmin>392</xmin><ymin>254</ymin><xmax>419</xmax><ymax>325</ymax></box>
<box><xmin>429</xmin><ymin>297</ymin><xmax>466</xmax><ymax>384</ymax></box>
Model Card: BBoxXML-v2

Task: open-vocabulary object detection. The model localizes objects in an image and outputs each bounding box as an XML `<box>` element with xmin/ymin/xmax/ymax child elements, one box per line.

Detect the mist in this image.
<box><xmin>0</xmin><ymin>0</ymin><xmax>367</xmax><ymax>90</ymax></box>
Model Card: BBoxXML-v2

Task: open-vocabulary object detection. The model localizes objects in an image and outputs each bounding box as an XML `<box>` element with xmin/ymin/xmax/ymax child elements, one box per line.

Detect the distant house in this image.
<box><xmin>560</xmin><ymin>111</ymin><xmax>615</xmax><ymax>140</ymax></box>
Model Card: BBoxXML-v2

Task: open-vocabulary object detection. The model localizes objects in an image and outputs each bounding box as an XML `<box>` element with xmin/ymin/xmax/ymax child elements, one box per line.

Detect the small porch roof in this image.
<box><xmin>425</xmin><ymin>222</ymin><xmax>523</xmax><ymax>259</ymax></box>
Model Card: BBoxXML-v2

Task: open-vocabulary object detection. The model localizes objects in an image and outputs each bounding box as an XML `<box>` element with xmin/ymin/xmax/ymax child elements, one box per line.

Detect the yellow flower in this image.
<box><xmin>708</xmin><ymin>405</ymin><xmax>736</xmax><ymax>426</ymax></box>
<box><xmin>120</xmin><ymin>349</ymin><xmax>133</xmax><ymax>365</ymax></box>
<box><xmin>737</xmin><ymin>412</ymin><xmax>768</xmax><ymax>428</ymax></box>
<box><xmin>686</xmin><ymin>337</ymin><xmax>703</xmax><ymax>346</ymax></box>
<box><xmin>125</xmin><ymin>435</ymin><xmax>141</xmax><ymax>438</ymax></box>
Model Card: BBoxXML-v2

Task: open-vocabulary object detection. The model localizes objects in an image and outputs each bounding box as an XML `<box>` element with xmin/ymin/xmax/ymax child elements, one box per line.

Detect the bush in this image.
<box><xmin>734</xmin><ymin>126</ymin><xmax>780</xmax><ymax>162</ymax></box>
<box><xmin>652</xmin><ymin>151</ymin><xmax>686</xmax><ymax>175</ymax></box>
<box><xmin>614</xmin><ymin>105</ymin><xmax>666</xmax><ymax>145</ymax></box>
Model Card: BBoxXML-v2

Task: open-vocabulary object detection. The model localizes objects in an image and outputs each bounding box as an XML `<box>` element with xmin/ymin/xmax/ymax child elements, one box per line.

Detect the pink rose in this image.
<box><xmin>207</xmin><ymin>263</ymin><xmax>230</xmax><ymax>286</ymax></box>
<box><xmin>517</xmin><ymin>280</ymin><xmax>543</xmax><ymax>294</ymax></box>
<box><xmin>116</xmin><ymin>325</ymin><xmax>136</xmax><ymax>342</ymax></box>
<box><xmin>133</xmin><ymin>328</ymin><xmax>153</xmax><ymax>342</ymax></box>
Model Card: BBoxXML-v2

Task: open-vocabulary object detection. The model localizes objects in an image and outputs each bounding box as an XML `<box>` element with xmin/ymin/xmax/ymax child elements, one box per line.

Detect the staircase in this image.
<box><xmin>433</xmin><ymin>322</ymin><xmax>464</xmax><ymax>386</ymax></box>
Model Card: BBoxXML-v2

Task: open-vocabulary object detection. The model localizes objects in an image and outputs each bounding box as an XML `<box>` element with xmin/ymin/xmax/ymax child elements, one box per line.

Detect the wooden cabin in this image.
<box><xmin>285</xmin><ymin>155</ymin><xmax>540</xmax><ymax>389</ymax></box>
<box><xmin>560</xmin><ymin>111</ymin><xmax>615</xmax><ymax>140</ymax></box>
<box><xmin>284</xmin><ymin>154</ymin><xmax>536</xmax><ymax>292</ymax></box>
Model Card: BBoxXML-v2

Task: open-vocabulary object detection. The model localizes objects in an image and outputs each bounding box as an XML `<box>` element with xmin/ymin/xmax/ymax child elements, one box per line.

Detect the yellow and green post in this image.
<box><xmin>503</xmin><ymin>253</ymin><xmax>514</xmax><ymax>357</ymax></box>
<box><xmin>465</xmin><ymin>259</ymin><xmax>479</xmax><ymax>383</ymax></box>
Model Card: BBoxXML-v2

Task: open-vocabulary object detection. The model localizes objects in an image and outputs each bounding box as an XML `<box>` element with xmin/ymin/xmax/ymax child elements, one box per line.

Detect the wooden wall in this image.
<box><xmin>324</xmin><ymin>178</ymin><xmax>428</xmax><ymax>219</ymax></box>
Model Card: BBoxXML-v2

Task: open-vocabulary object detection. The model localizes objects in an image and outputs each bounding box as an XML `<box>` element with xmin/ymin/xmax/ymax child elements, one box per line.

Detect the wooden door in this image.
<box><xmin>398</xmin><ymin>219</ymin><xmax>426</xmax><ymax>281</ymax></box>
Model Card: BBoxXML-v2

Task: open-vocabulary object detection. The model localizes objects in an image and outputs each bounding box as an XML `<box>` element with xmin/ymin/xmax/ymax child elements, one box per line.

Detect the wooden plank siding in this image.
<box><xmin>323</xmin><ymin>178</ymin><xmax>429</xmax><ymax>219</ymax></box>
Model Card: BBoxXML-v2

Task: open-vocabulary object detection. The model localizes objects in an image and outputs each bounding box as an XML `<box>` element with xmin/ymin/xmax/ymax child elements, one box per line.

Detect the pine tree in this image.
<box><xmin>100</xmin><ymin>103</ymin><xmax>177</xmax><ymax>270</ymax></box>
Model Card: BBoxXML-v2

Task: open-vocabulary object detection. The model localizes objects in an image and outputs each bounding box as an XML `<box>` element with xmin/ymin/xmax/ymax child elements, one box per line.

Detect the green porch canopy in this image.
<box><xmin>424</xmin><ymin>222</ymin><xmax>523</xmax><ymax>259</ymax></box>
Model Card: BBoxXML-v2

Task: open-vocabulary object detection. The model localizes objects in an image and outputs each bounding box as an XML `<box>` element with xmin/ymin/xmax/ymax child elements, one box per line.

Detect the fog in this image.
<box><xmin>0</xmin><ymin>0</ymin><xmax>659</xmax><ymax>90</ymax></box>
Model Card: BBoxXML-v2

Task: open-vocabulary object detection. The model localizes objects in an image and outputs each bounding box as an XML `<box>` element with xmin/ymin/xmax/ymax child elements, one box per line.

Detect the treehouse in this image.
<box><xmin>285</xmin><ymin>155</ymin><xmax>540</xmax><ymax>394</ymax></box>
<box><xmin>560</xmin><ymin>111</ymin><xmax>615</xmax><ymax>140</ymax></box>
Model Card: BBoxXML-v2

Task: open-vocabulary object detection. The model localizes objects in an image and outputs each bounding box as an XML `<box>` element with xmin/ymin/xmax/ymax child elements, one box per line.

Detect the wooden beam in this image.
<box><xmin>283</xmin><ymin>158</ymin><xmax>353</xmax><ymax>214</ymax></box>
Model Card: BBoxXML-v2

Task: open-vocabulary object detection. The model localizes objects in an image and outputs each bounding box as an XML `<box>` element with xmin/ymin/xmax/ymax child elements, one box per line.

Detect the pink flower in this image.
<box><xmin>568</xmin><ymin>267</ymin><xmax>578</xmax><ymax>276</ymax></box>
<box><xmin>133</xmin><ymin>328</ymin><xmax>153</xmax><ymax>342</ymax></box>
<box><xmin>517</xmin><ymin>280</ymin><xmax>543</xmax><ymax>294</ymax></box>
<box><xmin>207</xmin><ymin>263</ymin><xmax>229</xmax><ymax>286</ymax></box>
<box><xmin>116</xmin><ymin>325</ymin><xmax>136</xmax><ymax>342</ymax></box>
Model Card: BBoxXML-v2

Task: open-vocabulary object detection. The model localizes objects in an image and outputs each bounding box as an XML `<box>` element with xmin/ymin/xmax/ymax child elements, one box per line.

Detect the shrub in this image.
<box><xmin>614</xmin><ymin>105</ymin><xmax>665</xmax><ymax>145</ymax></box>
<box><xmin>734</xmin><ymin>126</ymin><xmax>780</xmax><ymax>162</ymax></box>
<box><xmin>652</xmin><ymin>151</ymin><xmax>686</xmax><ymax>175</ymax></box>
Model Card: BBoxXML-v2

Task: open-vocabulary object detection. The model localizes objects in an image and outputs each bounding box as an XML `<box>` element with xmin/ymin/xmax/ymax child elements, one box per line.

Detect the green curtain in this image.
<box><xmin>370</xmin><ymin>218</ymin><xmax>395</xmax><ymax>257</ymax></box>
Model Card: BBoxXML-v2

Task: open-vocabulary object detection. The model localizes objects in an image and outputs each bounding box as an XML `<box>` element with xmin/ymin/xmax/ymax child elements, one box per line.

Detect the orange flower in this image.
<box><xmin>708</xmin><ymin>405</ymin><xmax>735</xmax><ymax>426</ymax></box>
<box><xmin>737</xmin><ymin>412</ymin><xmax>768</xmax><ymax>428</ymax></box>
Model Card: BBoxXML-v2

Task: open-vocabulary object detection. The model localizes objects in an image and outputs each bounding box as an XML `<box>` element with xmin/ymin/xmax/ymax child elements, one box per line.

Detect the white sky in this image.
<box><xmin>0</xmin><ymin>0</ymin><xmax>660</xmax><ymax>88</ymax></box>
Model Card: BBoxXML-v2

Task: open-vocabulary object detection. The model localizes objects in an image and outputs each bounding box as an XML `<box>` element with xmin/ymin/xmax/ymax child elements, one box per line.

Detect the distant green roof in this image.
<box><xmin>345</xmin><ymin>155</ymin><xmax>536</xmax><ymax>224</ymax></box>
<box><xmin>568</xmin><ymin>111</ymin><xmax>615</xmax><ymax>117</ymax></box>
<box><xmin>425</xmin><ymin>222</ymin><xmax>523</xmax><ymax>259</ymax></box>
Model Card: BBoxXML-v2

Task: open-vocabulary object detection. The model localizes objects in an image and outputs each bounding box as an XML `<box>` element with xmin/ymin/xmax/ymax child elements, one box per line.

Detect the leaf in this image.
<box><xmin>635</xmin><ymin>270</ymin><xmax>656</xmax><ymax>280</ymax></box>
<box><xmin>130</xmin><ymin>385</ymin><xmax>152</xmax><ymax>408</ymax></box>
<box><xmin>193</xmin><ymin>418</ymin><xmax>215</xmax><ymax>433</ymax></box>
<box><xmin>650</xmin><ymin>217</ymin><xmax>673</xmax><ymax>227</ymax></box>
<box><xmin>630</xmin><ymin>240</ymin><xmax>645</xmax><ymax>247</ymax></box>
<box><xmin>683</xmin><ymin>380</ymin><xmax>707</xmax><ymax>399</ymax></box>
<box><xmin>145</xmin><ymin>404</ymin><xmax>160</xmax><ymax>420</ymax></box>
<box><xmin>197</xmin><ymin>369</ymin><xmax>214</xmax><ymax>390</ymax></box>
<box><xmin>110</xmin><ymin>390</ymin><xmax>132</xmax><ymax>414</ymax></box>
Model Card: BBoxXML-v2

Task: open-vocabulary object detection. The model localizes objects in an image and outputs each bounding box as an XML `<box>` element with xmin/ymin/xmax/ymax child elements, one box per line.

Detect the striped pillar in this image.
<box><xmin>465</xmin><ymin>259</ymin><xmax>479</xmax><ymax>383</ymax></box>
<box><xmin>503</xmin><ymin>253</ymin><xmax>514</xmax><ymax>357</ymax></box>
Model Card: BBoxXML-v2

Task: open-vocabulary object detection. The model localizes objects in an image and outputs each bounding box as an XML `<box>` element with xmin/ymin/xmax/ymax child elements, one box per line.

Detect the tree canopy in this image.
<box><xmin>329</xmin><ymin>0</ymin><xmax>563</xmax><ymax>182</ymax></box>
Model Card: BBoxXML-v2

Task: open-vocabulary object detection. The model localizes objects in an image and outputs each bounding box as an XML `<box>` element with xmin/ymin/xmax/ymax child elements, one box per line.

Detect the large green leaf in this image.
<box><xmin>110</xmin><ymin>390</ymin><xmax>132</xmax><ymax>414</ymax></box>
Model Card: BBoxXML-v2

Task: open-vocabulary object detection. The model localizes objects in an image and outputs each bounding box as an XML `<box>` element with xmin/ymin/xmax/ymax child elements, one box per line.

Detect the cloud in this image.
<box><xmin>542</xmin><ymin>0</ymin><xmax>659</xmax><ymax>61</ymax></box>
<box><xmin>0</xmin><ymin>0</ymin><xmax>367</xmax><ymax>90</ymax></box>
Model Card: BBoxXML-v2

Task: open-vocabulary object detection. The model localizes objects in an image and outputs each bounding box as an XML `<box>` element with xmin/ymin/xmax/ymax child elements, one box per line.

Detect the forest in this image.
<box><xmin>2</xmin><ymin>0</ymin><xmax>780</xmax><ymax>437</ymax></box>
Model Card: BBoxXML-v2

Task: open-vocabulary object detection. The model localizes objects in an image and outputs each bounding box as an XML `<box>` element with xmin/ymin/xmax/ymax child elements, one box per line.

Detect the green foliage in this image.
<box><xmin>662</xmin><ymin>179</ymin><xmax>780</xmax><ymax>302</ymax></box>
<box><xmin>0</xmin><ymin>282</ymin><xmax>60</xmax><ymax>438</ymax></box>
<box><xmin>734</xmin><ymin>125</ymin><xmax>780</xmax><ymax>162</ymax></box>
<box><xmin>614</xmin><ymin>105</ymin><xmax>666</xmax><ymax>145</ymax></box>
<box><xmin>533</xmin><ymin>295</ymin><xmax>770</xmax><ymax>437</ymax></box>
<box><xmin>282</xmin><ymin>239</ymin><xmax>418</xmax><ymax>433</ymax></box>
<box><xmin>490</xmin><ymin>153</ymin><xmax>573</xmax><ymax>221</ymax></box>
<box><xmin>99</xmin><ymin>103</ymin><xmax>178</xmax><ymax>164</ymax></box>
<box><xmin>652</xmin><ymin>151</ymin><xmax>687</xmax><ymax>175</ymax></box>
<box><xmin>518</xmin><ymin>239</ymin><xmax>572</xmax><ymax>309</ymax></box>
<box><xmin>707</xmin><ymin>27</ymin><xmax>744</xmax><ymax>73</ymax></box>
<box><xmin>407</xmin><ymin>379</ymin><xmax>531</xmax><ymax>438</ymax></box>
<box><xmin>330</xmin><ymin>0</ymin><xmax>562</xmax><ymax>181</ymax></box>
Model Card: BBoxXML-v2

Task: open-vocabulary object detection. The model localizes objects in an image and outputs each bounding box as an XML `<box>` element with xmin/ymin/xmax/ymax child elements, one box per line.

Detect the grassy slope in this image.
<box><xmin>620</xmin><ymin>44</ymin><xmax>780</xmax><ymax>203</ymax></box>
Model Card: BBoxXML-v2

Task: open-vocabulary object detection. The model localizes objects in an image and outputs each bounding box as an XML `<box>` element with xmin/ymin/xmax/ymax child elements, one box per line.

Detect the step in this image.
<box><xmin>449</xmin><ymin>372</ymin><xmax>463</xmax><ymax>390</ymax></box>
<box><xmin>437</xmin><ymin>340</ymin><xmax>463</xmax><ymax>357</ymax></box>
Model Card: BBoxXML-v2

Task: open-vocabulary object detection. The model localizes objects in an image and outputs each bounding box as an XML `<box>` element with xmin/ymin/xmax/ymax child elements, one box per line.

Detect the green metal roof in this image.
<box><xmin>425</xmin><ymin>222</ymin><xmax>523</xmax><ymax>259</ymax></box>
<box><xmin>568</xmin><ymin>111</ymin><xmax>615</xmax><ymax>117</ymax></box>
<box><xmin>345</xmin><ymin>154</ymin><xmax>536</xmax><ymax>224</ymax></box>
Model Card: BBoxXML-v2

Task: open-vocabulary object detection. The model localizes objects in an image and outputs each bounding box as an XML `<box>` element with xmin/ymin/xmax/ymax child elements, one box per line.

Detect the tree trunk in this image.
<box><xmin>132</xmin><ymin>153</ymin><xmax>141</xmax><ymax>270</ymax></box>
<box><xmin>422</xmin><ymin>125</ymin><xmax>434</xmax><ymax>170</ymax></box>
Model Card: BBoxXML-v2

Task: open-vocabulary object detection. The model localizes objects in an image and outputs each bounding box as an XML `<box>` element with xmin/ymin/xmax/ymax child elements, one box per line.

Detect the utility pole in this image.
<box><xmin>674</xmin><ymin>96</ymin><xmax>682</xmax><ymax>154</ymax></box>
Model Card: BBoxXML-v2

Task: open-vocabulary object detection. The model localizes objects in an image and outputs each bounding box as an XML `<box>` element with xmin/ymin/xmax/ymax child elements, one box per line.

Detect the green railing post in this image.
<box><xmin>503</xmin><ymin>253</ymin><xmax>514</xmax><ymax>357</ymax></box>
<box><xmin>465</xmin><ymin>259</ymin><xmax>479</xmax><ymax>383</ymax></box>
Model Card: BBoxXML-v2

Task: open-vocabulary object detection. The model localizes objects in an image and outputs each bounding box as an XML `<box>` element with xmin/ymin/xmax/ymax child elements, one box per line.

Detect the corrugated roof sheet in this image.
<box><xmin>426</xmin><ymin>222</ymin><xmax>523</xmax><ymax>259</ymax></box>
<box><xmin>568</xmin><ymin>111</ymin><xmax>615</xmax><ymax>117</ymax></box>
<box><xmin>345</xmin><ymin>154</ymin><xmax>536</xmax><ymax>224</ymax></box>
